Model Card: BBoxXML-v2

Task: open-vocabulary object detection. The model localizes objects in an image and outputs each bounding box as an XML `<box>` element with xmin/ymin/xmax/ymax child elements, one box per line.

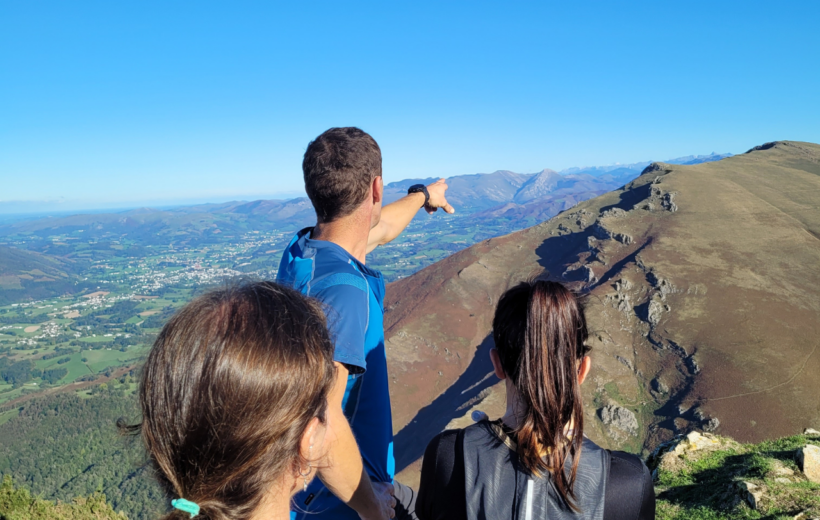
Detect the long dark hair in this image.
<box><xmin>122</xmin><ymin>281</ymin><xmax>335</xmax><ymax>520</ymax></box>
<box><xmin>492</xmin><ymin>280</ymin><xmax>591</xmax><ymax>510</ymax></box>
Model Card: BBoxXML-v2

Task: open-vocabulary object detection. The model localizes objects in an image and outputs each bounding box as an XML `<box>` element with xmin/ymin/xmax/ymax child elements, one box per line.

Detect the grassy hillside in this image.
<box><xmin>383</xmin><ymin>141</ymin><xmax>820</xmax><ymax>485</ymax></box>
<box><xmin>652</xmin><ymin>430</ymin><xmax>820</xmax><ymax>520</ymax></box>
<box><xmin>0</xmin><ymin>246</ymin><xmax>91</xmax><ymax>305</ymax></box>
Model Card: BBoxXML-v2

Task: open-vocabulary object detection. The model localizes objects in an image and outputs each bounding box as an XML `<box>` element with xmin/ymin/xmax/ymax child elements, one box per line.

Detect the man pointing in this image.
<box><xmin>277</xmin><ymin>127</ymin><xmax>454</xmax><ymax>520</ymax></box>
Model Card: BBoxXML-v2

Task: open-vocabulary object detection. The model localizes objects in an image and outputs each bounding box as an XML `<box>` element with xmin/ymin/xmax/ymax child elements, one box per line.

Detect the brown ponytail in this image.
<box><xmin>492</xmin><ymin>280</ymin><xmax>591</xmax><ymax>511</ymax></box>
<box><xmin>121</xmin><ymin>281</ymin><xmax>336</xmax><ymax>520</ymax></box>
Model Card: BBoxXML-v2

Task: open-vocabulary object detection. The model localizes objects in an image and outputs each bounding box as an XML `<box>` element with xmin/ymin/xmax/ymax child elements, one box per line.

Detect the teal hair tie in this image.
<box><xmin>171</xmin><ymin>498</ymin><xmax>200</xmax><ymax>518</ymax></box>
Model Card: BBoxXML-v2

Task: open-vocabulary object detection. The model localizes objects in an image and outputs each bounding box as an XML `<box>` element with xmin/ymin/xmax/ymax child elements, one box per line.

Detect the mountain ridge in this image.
<box><xmin>383</xmin><ymin>141</ymin><xmax>819</xmax><ymax>485</ymax></box>
<box><xmin>0</xmin><ymin>153</ymin><xmax>731</xmax><ymax>240</ymax></box>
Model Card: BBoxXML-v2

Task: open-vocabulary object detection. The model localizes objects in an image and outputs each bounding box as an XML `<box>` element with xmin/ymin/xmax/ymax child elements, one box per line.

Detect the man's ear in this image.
<box><xmin>372</xmin><ymin>176</ymin><xmax>383</xmax><ymax>204</ymax></box>
<box><xmin>577</xmin><ymin>355</ymin><xmax>592</xmax><ymax>385</ymax></box>
<box><xmin>489</xmin><ymin>348</ymin><xmax>506</xmax><ymax>380</ymax></box>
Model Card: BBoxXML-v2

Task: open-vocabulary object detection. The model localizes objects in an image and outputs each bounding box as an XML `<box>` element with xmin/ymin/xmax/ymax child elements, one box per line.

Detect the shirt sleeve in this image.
<box><xmin>314</xmin><ymin>282</ymin><xmax>368</xmax><ymax>374</ymax></box>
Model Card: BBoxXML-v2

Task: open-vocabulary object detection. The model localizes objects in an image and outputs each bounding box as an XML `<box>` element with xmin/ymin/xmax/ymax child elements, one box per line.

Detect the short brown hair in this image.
<box><xmin>126</xmin><ymin>281</ymin><xmax>335</xmax><ymax>520</ymax></box>
<box><xmin>303</xmin><ymin>127</ymin><xmax>382</xmax><ymax>223</ymax></box>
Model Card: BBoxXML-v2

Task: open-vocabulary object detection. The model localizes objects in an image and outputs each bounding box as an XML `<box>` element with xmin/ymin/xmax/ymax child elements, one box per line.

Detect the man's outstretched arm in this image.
<box><xmin>319</xmin><ymin>362</ymin><xmax>396</xmax><ymax>520</ymax></box>
<box><xmin>367</xmin><ymin>179</ymin><xmax>455</xmax><ymax>253</ymax></box>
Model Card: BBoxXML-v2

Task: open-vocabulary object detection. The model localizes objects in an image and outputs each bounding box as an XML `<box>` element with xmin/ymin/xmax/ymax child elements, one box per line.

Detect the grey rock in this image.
<box><xmin>601</xmin><ymin>207</ymin><xmax>628</xmax><ymax>218</ymax></box>
<box><xmin>773</xmin><ymin>466</ymin><xmax>795</xmax><ymax>476</ymax></box>
<box><xmin>703</xmin><ymin>417</ymin><xmax>720</xmax><ymax>432</ymax></box>
<box><xmin>738</xmin><ymin>481</ymin><xmax>765</xmax><ymax>510</ymax></box>
<box><xmin>647</xmin><ymin>271</ymin><xmax>675</xmax><ymax>298</ymax></box>
<box><xmin>616</xmin><ymin>356</ymin><xmax>634</xmax><ymax>370</ymax></box>
<box><xmin>614</xmin><ymin>278</ymin><xmax>633</xmax><ymax>292</ymax></box>
<box><xmin>686</xmin><ymin>355</ymin><xmax>701</xmax><ymax>374</ymax></box>
<box><xmin>641</xmin><ymin>163</ymin><xmax>664</xmax><ymax>175</ymax></box>
<box><xmin>652</xmin><ymin>378</ymin><xmax>669</xmax><ymax>394</ymax></box>
<box><xmin>599</xmin><ymin>405</ymin><xmax>639</xmax><ymax>435</ymax></box>
<box><xmin>662</xmin><ymin>192</ymin><xmax>678</xmax><ymax>212</ymax></box>
<box><xmin>592</xmin><ymin>221</ymin><xmax>632</xmax><ymax>245</ymax></box>
<box><xmin>646</xmin><ymin>297</ymin><xmax>665</xmax><ymax>326</ymax></box>
<box><xmin>796</xmin><ymin>444</ymin><xmax>820</xmax><ymax>483</ymax></box>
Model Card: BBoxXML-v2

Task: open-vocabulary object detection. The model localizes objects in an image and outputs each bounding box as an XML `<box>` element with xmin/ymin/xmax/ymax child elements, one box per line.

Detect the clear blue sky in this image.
<box><xmin>1</xmin><ymin>0</ymin><xmax>819</xmax><ymax>212</ymax></box>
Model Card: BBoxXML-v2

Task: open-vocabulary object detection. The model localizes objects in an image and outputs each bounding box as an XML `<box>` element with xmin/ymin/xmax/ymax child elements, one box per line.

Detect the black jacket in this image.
<box><xmin>417</xmin><ymin>420</ymin><xmax>654</xmax><ymax>520</ymax></box>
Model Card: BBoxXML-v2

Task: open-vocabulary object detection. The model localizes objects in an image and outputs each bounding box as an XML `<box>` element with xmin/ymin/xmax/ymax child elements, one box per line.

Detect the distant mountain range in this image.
<box><xmin>0</xmin><ymin>152</ymin><xmax>731</xmax><ymax>243</ymax></box>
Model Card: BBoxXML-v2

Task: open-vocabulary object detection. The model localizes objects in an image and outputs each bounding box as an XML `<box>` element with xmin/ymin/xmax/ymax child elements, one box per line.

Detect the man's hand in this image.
<box><xmin>424</xmin><ymin>178</ymin><xmax>455</xmax><ymax>215</ymax></box>
<box><xmin>318</xmin><ymin>363</ymin><xmax>395</xmax><ymax>519</ymax></box>
<box><xmin>366</xmin><ymin>178</ymin><xmax>456</xmax><ymax>253</ymax></box>
<box><xmin>358</xmin><ymin>481</ymin><xmax>396</xmax><ymax>520</ymax></box>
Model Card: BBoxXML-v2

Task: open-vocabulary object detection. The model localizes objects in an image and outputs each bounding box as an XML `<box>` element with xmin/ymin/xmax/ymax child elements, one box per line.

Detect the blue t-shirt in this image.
<box><xmin>277</xmin><ymin>228</ymin><xmax>394</xmax><ymax>520</ymax></box>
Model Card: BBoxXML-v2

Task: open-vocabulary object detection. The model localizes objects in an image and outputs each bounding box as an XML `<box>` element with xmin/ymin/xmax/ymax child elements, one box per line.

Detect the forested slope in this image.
<box><xmin>0</xmin><ymin>382</ymin><xmax>164</xmax><ymax>519</ymax></box>
<box><xmin>0</xmin><ymin>475</ymin><xmax>126</xmax><ymax>519</ymax></box>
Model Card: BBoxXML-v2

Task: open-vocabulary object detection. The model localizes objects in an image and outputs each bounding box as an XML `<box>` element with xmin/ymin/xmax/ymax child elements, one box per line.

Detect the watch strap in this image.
<box><xmin>407</xmin><ymin>184</ymin><xmax>430</xmax><ymax>208</ymax></box>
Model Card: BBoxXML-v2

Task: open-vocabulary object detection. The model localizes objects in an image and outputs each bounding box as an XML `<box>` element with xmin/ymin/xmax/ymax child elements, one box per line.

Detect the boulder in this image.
<box><xmin>599</xmin><ymin>405</ymin><xmax>638</xmax><ymax>436</ymax></box>
<box><xmin>652</xmin><ymin>378</ymin><xmax>669</xmax><ymax>394</ymax></box>
<box><xmin>703</xmin><ymin>417</ymin><xmax>720</xmax><ymax>432</ymax></box>
<box><xmin>738</xmin><ymin>481</ymin><xmax>765</xmax><ymax>509</ymax></box>
<box><xmin>796</xmin><ymin>444</ymin><xmax>820</xmax><ymax>483</ymax></box>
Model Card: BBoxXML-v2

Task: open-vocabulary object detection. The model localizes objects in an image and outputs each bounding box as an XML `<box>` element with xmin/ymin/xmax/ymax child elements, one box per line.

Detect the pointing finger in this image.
<box><xmin>444</xmin><ymin>203</ymin><xmax>455</xmax><ymax>214</ymax></box>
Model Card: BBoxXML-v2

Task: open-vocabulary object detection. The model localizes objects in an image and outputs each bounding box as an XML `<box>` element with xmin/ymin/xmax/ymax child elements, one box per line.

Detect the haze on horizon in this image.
<box><xmin>1</xmin><ymin>0</ymin><xmax>819</xmax><ymax>213</ymax></box>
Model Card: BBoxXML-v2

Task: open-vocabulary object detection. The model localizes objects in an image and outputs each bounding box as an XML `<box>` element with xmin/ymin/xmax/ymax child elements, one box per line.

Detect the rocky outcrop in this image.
<box><xmin>632</xmin><ymin>183</ymin><xmax>678</xmax><ymax>213</ymax></box>
<box><xmin>592</xmin><ymin>221</ymin><xmax>633</xmax><ymax>245</ymax></box>
<box><xmin>650</xmin><ymin>430</ymin><xmax>820</xmax><ymax>517</ymax></box>
<box><xmin>599</xmin><ymin>405</ymin><xmax>638</xmax><ymax>436</ymax></box>
<box><xmin>796</xmin><ymin>444</ymin><xmax>820</xmax><ymax>483</ymax></box>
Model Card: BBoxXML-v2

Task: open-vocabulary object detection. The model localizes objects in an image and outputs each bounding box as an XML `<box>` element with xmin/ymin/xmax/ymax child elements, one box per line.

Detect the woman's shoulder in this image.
<box><xmin>424</xmin><ymin>429</ymin><xmax>461</xmax><ymax>458</ymax></box>
<box><xmin>602</xmin><ymin>446</ymin><xmax>655</xmax><ymax>520</ymax></box>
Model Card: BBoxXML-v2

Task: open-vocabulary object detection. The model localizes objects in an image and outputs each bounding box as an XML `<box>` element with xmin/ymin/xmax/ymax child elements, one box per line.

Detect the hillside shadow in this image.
<box><xmin>534</xmin><ymin>228</ymin><xmax>653</xmax><ymax>291</ymax></box>
<box><xmin>534</xmin><ymin>232</ymin><xmax>589</xmax><ymax>274</ymax></box>
<box><xmin>393</xmin><ymin>334</ymin><xmax>500</xmax><ymax>473</ymax></box>
<box><xmin>598</xmin><ymin>182</ymin><xmax>652</xmax><ymax>215</ymax></box>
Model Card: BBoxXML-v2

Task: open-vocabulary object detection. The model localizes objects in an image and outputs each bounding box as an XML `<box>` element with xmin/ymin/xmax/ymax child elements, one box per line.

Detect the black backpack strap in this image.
<box><xmin>417</xmin><ymin>429</ymin><xmax>467</xmax><ymax>520</ymax></box>
<box><xmin>604</xmin><ymin>450</ymin><xmax>655</xmax><ymax>520</ymax></box>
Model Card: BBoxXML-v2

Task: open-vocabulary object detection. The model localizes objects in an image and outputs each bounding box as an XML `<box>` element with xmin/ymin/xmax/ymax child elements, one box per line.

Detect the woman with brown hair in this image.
<box><xmin>123</xmin><ymin>281</ymin><xmax>337</xmax><ymax>520</ymax></box>
<box><xmin>417</xmin><ymin>280</ymin><xmax>654</xmax><ymax>520</ymax></box>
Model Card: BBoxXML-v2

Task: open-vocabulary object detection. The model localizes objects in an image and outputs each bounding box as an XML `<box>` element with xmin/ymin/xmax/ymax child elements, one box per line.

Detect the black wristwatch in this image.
<box><xmin>407</xmin><ymin>184</ymin><xmax>430</xmax><ymax>208</ymax></box>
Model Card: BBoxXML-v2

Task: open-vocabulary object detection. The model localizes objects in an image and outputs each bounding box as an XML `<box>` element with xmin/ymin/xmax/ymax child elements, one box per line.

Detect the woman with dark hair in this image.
<box><xmin>417</xmin><ymin>280</ymin><xmax>654</xmax><ymax>520</ymax></box>
<box><xmin>122</xmin><ymin>281</ymin><xmax>337</xmax><ymax>520</ymax></box>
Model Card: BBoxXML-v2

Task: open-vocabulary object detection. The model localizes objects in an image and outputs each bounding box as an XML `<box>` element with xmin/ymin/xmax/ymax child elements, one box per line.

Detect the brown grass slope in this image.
<box><xmin>384</xmin><ymin>141</ymin><xmax>820</xmax><ymax>485</ymax></box>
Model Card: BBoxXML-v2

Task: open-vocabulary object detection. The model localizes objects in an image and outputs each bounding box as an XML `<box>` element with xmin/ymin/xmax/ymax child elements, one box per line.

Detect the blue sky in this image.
<box><xmin>1</xmin><ymin>1</ymin><xmax>819</xmax><ymax>213</ymax></box>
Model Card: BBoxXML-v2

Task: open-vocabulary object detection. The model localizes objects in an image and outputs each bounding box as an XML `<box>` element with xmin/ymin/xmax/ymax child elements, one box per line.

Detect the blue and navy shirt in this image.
<box><xmin>278</xmin><ymin>228</ymin><xmax>394</xmax><ymax>520</ymax></box>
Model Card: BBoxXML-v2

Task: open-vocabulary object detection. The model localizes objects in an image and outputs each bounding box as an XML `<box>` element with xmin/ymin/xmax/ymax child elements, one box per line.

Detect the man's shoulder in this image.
<box><xmin>309</xmin><ymin>253</ymin><xmax>368</xmax><ymax>295</ymax></box>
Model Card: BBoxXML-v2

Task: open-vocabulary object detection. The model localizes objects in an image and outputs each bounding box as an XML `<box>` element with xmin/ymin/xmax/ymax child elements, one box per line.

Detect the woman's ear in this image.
<box><xmin>577</xmin><ymin>355</ymin><xmax>592</xmax><ymax>385</ymax></box>
<box><xmin>489</xmin><ymin>348</ymin><xmax>506</xmax><ymax>380</ymax></box>
<box><xmin>300</xmin><ymin>417</ymin><xmax>323</xmax><ymax>463</ymax></box>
